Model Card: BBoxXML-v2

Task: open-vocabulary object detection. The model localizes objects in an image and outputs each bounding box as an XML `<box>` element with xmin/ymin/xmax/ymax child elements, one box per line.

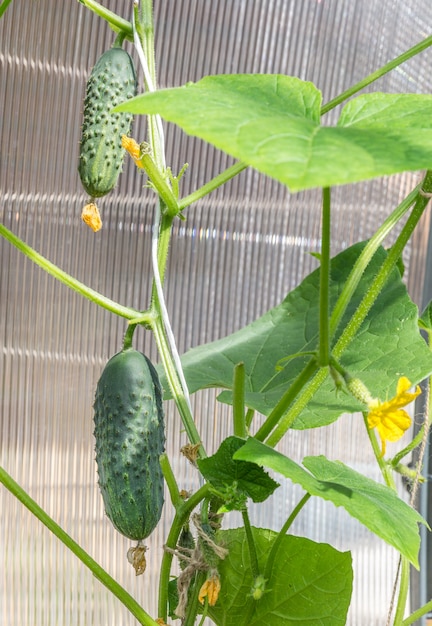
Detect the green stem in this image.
<box><xmin>178</xmin><ymin>161</ymin><xmax>248</xmax><ymax>211</ymax></box>
<box><xmin>160</xmin><ymin>452</ymin><xmax>183</xmax><ymax>510</ymax></box>
<box><xmin>321</xmin><ymin>34</ymin><xmax>432</xmax><ymax>115</ymax></box>
<box><xmin>122</xmin><ymin>322</ymin><xmax>137</xmax><ymax>349</ymax></box>
<box><xmin>0</xmin><ymin>0</ymin><xmax>13</xmax><ymax>18</ymax></box>
<box><xmin>139</xmin><ymin>150</ymin><xmax>179</xmax><ymax>216</ymax></box>
<box><xmin>263</xmin><ymin>174</ymin><xmax>432</xmax><ymax>447</ymax></box>
<box><xmin>264</xmin><ymin>493</ymin><xmax>311</xmax><ymax>581</ymax></box>
<box><xmin>245</xmin><ymin>408</ymin><xmax>255</xmax><ymax>429</ymax></box>
<box><xmin>319</xmin><ymin>188</ymin><xmax>331</xmax><ymax>366</ymax></box>
<box><xmin>77</xmin><ymin>0</ymin><xmax>133</xmax><ymax>40</ymax></box>
<box><xmin>265</xmin><ymin>366</ymin><xmax>327</xmax><ymax>446</ymax></box>
<box><xmin>0</xmin><ymin>465</ymin><xmax>158</xmax><ymax>626</ymax></box>
<box><xmin>233</xmin><ymin>362</ymin><xmax>247</xmax><ymax>438</ymax></box>
<box><xmin>333</xmin><ymin>173</ymin><xmax>432</xmax><ymax>360</ymax></box>
<box><xmin>402</xmin><ymin>597</ymin><xmax>432</xmax><ymax>625</ymax></box>
<box><xmin>242</xmin><ymin>509</ymin><xmax>260</xmax><ymax>578</ymax></box>
<box><xmin>183</xmin><ymin>572</ymin><xmax>207</xmax><ymax>626</ymax></box>
<box><xmin>254</xmin><ymin>357</ymin><xmax>319</xmax><ymax>441</ymax></box>
<box><xmin>135</xmin><ymin>0</ymin><xmax>165</xmax><ymax>171</ymax></box>
<box><xmin>329</xmin><ymin>185</ymin><xmax>420</xmax><ymax>339</ymax></box>
<box><xmin>157</xmin><ymin>484</ymin><xmax>212</xmax><ymax>621</ymax></box>
<box><xmin>393</xmin><ymin>557</ymin><xmax>411</xmax><ymax>625</ymax></box>
<box><xmin>0</xmin><ymin>223</ymin><xmax>144</xmax><ymax>321</ymax></box>
<box><xmin>363</xmin><ymin>413</ymin><xmax>396</xmax><ymax>490</ymax></box>
<box><xmin>134</xmin><ymin>6</ymin><xmax>200</xmax><ymax>457</ymax></box>
<box><xmin>152</xmin><ymin>212</ymin><xmax>174</xmax><ymax>294</ymax></box>
<box><xmin>151</xmin><ymin>315</ymin><xmax>203</xmax><ymax>453</ymax></box>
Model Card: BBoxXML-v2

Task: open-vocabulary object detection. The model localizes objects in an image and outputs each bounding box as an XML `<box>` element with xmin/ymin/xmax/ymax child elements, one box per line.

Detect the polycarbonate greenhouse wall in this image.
<box><xmin>2</xmin><ymin>1</ymin><xmax>432</xmax><ymax>625</ymax></box>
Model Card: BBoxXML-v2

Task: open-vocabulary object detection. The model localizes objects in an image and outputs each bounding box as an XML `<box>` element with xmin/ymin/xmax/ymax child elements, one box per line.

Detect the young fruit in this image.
<box><xmin>78</xmin><ymin>45</ymin><xmax>137</xmax><ymax>198</ymax></box>
<box><xmin>93</xmin><ymin>348</ymin><xmax>165</xmax><ymax>540</ymax></box>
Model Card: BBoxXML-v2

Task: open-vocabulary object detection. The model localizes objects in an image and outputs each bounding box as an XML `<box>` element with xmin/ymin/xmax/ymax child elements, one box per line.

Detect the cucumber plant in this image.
<box><xmin>2</xmin><ymin>1</ymin><xmax>432</xmax><ymax>626</ymax></box>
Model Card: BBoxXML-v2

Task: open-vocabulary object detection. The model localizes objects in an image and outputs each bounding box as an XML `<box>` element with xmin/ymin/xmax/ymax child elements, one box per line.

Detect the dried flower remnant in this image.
<box><xmin>81</xmin><ymin>202</ymin><xmax>102</xmax><ymax>232</ymax></box>
<box><xmin>198</xmin><ymin>571</ymin><xmax>221</xmax><ymax>606</ymax></box>
<box><xmin>122</xmin><ymin>134</ymin><xmax>144</xmax><ymax>169</ymax></box>
<box><xmin>127</xmin><ymin>542</ymin><xmax>147</xmax><ymax>576</ymax></box>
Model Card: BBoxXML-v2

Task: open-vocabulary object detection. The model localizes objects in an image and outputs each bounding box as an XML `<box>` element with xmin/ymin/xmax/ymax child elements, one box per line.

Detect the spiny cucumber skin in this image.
<box><xmin>78</xmin><ymin>47</ymin><xmax>137</xmax><ymax>198</ymax></box>
<box><xmin>93</xmin><ymin>349</ymin><xmax>165</xmax><ymax>541</ymax></box>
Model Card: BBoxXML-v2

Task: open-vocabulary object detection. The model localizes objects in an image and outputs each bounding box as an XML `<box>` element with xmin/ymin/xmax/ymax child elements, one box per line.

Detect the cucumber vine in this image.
<box><xmin>2</xmin><ymin>1</ymin><xmax>432</xmax><ymax>625</ymax></box>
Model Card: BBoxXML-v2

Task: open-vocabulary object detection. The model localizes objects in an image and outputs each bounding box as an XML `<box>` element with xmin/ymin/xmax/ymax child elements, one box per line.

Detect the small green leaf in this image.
<box><xmin>234</xmin><ymin>438</ymin><xmax>426</xmax><ymax>568</ymax></box>
<box><xmin>115</xmin><ymin>75</ymin><xmax>432</xmax><ymax>191</ymax></box>
<box><xmin>209</xmin><ymin>527</ymin><xmax>352</xmax><ymax>626</ymax></box>
<box><xmin>197</xmin><ymin>436</ymin><xmax>279</xmax><ymax>505</ymax></box>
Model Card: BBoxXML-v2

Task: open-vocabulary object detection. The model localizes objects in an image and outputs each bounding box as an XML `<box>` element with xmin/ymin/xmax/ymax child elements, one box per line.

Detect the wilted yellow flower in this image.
<box><xmin>198</xmin><ymin>572</ymin><xmax>221</xmax><ymax>606</ymax></box>
<box><xmin>81</xmin><ymin>202</ymin><xmax>102</xmax><ymax>232</ymax></box>
<box><xmin>121</xmin><ymin>135</ymin><xmax>144</xmax><ymax>169</ymax></box>
<box><xmin>367</xmin><ymin>376</ymin><xmax>421</xmax><ymax>456</ymax></box>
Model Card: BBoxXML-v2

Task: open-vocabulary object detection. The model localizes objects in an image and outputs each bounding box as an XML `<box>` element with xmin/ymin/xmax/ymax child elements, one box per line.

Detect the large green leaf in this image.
<box><xmin>209</xmin><ymin>527</ymin><xmax>352</xmax><ymax>626</ymax></box>
<box><xmin>158</xmin><ymin>243</ymin><xmax>432</xmax><ymax>429</ymax></box>
<box><xmin>234</xmin><ymin>439</ymin><xmax>426</xmax><ymax>568</ymax></box>
<box><xmin>115</xmin><ymin>75</ymin><xmax>432</xmax><ymax>191</ymax></box>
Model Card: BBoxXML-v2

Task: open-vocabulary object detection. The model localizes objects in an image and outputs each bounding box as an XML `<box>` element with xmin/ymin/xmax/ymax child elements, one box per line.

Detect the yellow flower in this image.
<box><xmin>121</xmin><ymin>135</ymin><xmax>144</xmax><ymax>169</ymax></box>
<box><xmin>198</xmin><ymin>572</ymin><xmax>221</xmax><ymax>606</ymax></box>
<box><xmin>367</xmin><ymin>377</ymin><xmax>421</xmax><ymax>456</ymax></box>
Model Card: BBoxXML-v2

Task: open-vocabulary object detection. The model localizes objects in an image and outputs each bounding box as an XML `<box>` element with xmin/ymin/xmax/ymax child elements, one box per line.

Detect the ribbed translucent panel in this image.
<box><xmin>1</xmin><ymin>1</ymin><xmax>432</xmax><ymax>625</ymax></box>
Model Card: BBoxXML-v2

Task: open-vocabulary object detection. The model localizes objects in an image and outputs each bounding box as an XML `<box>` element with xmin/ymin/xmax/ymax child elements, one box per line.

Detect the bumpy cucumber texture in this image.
<box><xmin>78</xmin><ymin>45</ymin><xmax>137</xmax><ymax>198</ymax></box>
<box><xmin>94</xmin><ymin>349</ymin><xmax>165</xmax><ymax>540</ymax></box>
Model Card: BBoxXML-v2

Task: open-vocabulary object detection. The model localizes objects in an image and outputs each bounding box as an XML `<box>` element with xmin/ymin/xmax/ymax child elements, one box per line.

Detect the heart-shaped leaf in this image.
<box><xmin>115</xmin><ymin>75</ymin><xmax>432</xmax><ymax>190</ymax></box>
<box><xmin>209</xmin><ymin>527</ymin><xmax>352</xmax><ymax>625</ymax></box>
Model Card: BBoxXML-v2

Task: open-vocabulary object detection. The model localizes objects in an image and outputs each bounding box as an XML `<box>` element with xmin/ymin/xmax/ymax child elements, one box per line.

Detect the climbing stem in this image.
<box><xmin>151</xmin><ymin>314</ymin><xmax>203</xmax><ymax>453</ymax></box>
<box><xmin>318</xmin><ymin>187</ymin><xmax>331</xmax><ymax>366</ymax></box>
<box><xmin>254</xmin><ymin>357</ymin><xmax>319</xmax><ymax>442</ymax></box>
<box><xmin>264</xmin><ymin>493</ymin><xmax>311</xmax><ymax>581</ymax></box>
<box><xmin>242</xmin><ymin>508</ymin><xmax>260</xmax><ymax>578</ymax></box>
<box><xmin>393</xmin><ymin>557</ymin><xmax>411</xmax><ymax>625</ymax></box>
<box><xmin>333</xmin><ymin>172</ymin><xmax>432</xmax><ymax>359</ymax></box>
<box><xmin>178</xmin><ymin>161</ymin><xmax>248</xmax><ymax>211</ymax></box>
<box><xmin>0</xmin><ymin>223</ymin><xmax>142</xmax><ymax>321</ymax></box>
<box><xmin>0</xmin><ymin>466</ymin><xmax>158</xmax><ymax>626</ymax></box>
<box><xmin>233</xmin><ymin>362</ymin><xmax>247</xmax><ymax>438</ymax></box>
<box><xmin>329</xmin><ymin>185</ymin><xmax>420</xmax><ymax>339</ymax></box>
<box><xmin>321</xmin><ymin>35</ymin><xmax>432</xmax><ymax>115</ymax></box>
<box><xmin>158</xmin><ymin>484</ymin><xmax>212</xmax><ymax>621</ymax></box>
<box><xmin>160</xmin><ymin>452</ymin><xmax>183</xmax><ymax>510</ymax></box>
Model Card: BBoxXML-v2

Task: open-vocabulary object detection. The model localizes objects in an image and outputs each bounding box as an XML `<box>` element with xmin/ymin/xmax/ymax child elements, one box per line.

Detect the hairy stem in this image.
<box><xmin>318</xmin><ymin>188</ymin><xmax>331</xmax><ymax>366</ymax></box>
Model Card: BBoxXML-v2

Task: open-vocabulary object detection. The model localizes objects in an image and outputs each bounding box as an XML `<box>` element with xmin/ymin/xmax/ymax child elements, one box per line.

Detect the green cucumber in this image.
<box><xmin>78</xmin><ymin>45</ymin><xmax>137</xmax><ymax>198</ymax></box>
<box><xmin>93</xmin><ymin>348</ymin><xmax>165</xmax><ymax>540</ymax></box>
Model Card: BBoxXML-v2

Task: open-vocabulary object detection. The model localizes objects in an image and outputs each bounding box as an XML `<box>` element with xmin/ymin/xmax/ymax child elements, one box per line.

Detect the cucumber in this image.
<box><xmin>93</xmin><ymin>348</ymin><xmax>165</xmax><ymax>540</ymax></box>
<box><xmin>78</xmin><ymin>45</ymin><xmax>137</xmax><ymax>198</ymax></box>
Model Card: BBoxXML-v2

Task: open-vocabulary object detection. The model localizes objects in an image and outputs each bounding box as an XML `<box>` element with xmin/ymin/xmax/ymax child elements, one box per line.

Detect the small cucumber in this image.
<box><xmin>78</xmin><ymin>45</ymin><xmax>137</xmax><ymax>198</ymax></box>
<box><xmin>93</xmin><ymin>349</ymin><xmax>165</xmax><ymax>540</ymax></box>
